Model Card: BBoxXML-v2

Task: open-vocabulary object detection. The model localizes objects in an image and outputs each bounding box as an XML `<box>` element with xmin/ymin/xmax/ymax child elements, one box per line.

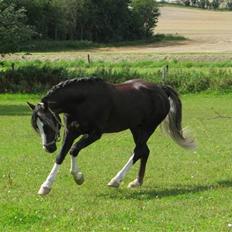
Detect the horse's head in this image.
<box><xmin>27</xmin><ymin>102</ymin><xmax>61</xmax><ymax>153</ymax></box>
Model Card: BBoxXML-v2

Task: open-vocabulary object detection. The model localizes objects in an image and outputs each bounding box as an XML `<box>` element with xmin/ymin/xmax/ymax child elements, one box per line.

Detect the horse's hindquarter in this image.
<box><xmin>104</xmin><ymin>81</ymin><xmax>170</xmax><ymax>132</ymax></box>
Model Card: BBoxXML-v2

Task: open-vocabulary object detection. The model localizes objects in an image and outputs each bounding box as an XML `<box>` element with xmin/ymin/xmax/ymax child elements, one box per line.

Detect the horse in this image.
<box><xmin>27</xmin><ymin>78</ymin><xmax>196</xmax><ymax>195</ymax></box>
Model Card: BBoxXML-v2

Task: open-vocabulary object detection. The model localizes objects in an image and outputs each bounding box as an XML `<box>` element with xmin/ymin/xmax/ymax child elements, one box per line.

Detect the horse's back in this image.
<box><xmin>113</xmin><ymin>79</ymin><xmax>169</xmax><ymax>107</ymax></box>
<box><xmin>104</xmin><ymin>79</ymin><xmax>170</xmax><ymax>132</ymax></box>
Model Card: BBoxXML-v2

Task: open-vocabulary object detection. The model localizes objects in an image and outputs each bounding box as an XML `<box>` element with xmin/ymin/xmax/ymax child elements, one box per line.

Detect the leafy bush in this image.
<box><xmin>0</xmin><ymin>63</ymin><xmax>67</xmax><ymax>93</ymax></box>
<box><xmin>0</xmin><ymin>3</ymin><xmax>34</xmax><ymax>53</ymax></box>
<box><xmin>0</xmin><ymin>60</ymin><xmax>232</xmax><ymax>93</ymax></box>
<box><xmin>130</xmin><ymin>0</ymin><xmax>160</xmax><ymax>39</ymax></box>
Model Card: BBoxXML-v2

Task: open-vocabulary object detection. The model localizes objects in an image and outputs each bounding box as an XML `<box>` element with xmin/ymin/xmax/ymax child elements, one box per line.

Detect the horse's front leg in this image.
<box><xmin>70</xmin><ymin>155</ymin><xmax>84</xmax><ymax>185</ymax></box>
<box><xmin>38</xmin><ymin>130</ymin><xmax>77</xmax><ymax>195</ymax></box>
<box><xmin>70</xmin><ymin>134</ymin><xmax>89</xmax><ymax>185</ymax></box>
<box><xmin>69</xmin><ymin>131</ymin><xmax>102</xmax><ymax>185</ymax></box>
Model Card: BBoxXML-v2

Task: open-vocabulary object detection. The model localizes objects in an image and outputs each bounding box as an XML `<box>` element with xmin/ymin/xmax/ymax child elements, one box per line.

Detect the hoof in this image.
<box><xmin>71</xmin><ymin>171</ymin><xmax>84</xmax><ymax>185</ymax></box>
<box><xmin>128</xmin><ymin>179</ymin><xmax>142</xmax><ymax>188</ymax></box>
<box><xmin>38</xmin><ymin>186</ymin><xmax>51</xmax><ymax>195</ymax></box>
<box><xmin>107</xmin><ymin>178</ymin><xmax>120</xmax><ymax>188</ymax></box>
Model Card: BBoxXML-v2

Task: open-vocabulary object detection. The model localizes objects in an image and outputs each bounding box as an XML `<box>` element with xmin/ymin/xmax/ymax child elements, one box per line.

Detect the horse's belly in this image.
<box><xmin>103</xmin><ymin>120</ymin><xmax>130</xmax><ymax>133</ymax></box>
<box><xmin>103</xmin><ymin>111</ymin><xmax>142</xmax><ymax>133</ymax></box>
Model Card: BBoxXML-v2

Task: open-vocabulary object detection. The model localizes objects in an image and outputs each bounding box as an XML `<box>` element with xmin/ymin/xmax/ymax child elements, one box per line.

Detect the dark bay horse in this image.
<box><xmin>28</xmin><ymin>78</ymin><xmax>196</xmax><ymax>195</ymax></box>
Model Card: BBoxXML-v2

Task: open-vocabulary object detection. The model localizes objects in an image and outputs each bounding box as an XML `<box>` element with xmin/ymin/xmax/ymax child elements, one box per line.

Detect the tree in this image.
<box><xmin>130</xmin><ymin>0</ymin><xmax>160</xmax><ymax>39</ymax></box>
<box><xmin>86</xmin><ymin>0</ymin><xmax>132</xmax><ymax>42</ymax></box>
<box><xmin>0</xmin><ymin>3</ymin><xmax>34</xmax><ymax>53</ymax></box>
<box><xmin>0</xmin><ymin>0</ymin><xmax>160</xmax><ymax>46</ymax></box>
<box><xmin>225</xmin><ymin>0</ymin><xmax>232</xmax><ymax>9</ymax></box>
<box><xmin>210</xmin><ymin>0</ymin><xmax>220</xmax><ymax>9</ymax></box>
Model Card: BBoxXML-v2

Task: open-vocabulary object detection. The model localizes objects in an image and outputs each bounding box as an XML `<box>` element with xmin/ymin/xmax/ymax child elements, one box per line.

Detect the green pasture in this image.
<box><xmin>1</xmin><ymin>93</ymin><xmax>232</xmax><ymax>231</ymax></box>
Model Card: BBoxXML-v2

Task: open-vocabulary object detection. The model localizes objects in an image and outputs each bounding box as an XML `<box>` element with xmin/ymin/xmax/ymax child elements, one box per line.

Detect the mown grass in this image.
<box><xmin>1</xmin><ymin>59</ymin><xmax>232</xmax><ymax>93</ymax></box>
<box><xmin>1</xmin><ymin>93</ymin><xmax>232</xmax><ymax>231</ymax></box>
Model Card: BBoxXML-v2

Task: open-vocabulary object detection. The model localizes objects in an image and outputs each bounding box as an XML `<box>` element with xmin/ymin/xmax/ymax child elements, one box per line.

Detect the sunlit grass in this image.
<box><xmin>0</xmin><ymin>93</ymin><xmax>232</xmax><ymax>231</ymax></box>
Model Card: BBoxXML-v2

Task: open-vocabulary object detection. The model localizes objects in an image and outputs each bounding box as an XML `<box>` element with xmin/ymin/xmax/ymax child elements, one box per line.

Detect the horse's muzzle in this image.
<box><xmin>43</xmin><ymin>143</ymin><xmax>57</xmax><ymax>153</ymax></box>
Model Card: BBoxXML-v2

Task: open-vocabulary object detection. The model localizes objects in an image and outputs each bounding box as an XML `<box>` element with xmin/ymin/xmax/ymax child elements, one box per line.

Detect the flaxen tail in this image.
<box><xmin>161</xmin><ymin>86</ymin><xmax>196</xmax><ymax>150</ymax></box>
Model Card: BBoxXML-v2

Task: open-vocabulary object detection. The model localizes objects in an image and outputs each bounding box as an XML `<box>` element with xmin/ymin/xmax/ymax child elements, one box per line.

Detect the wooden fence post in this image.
<box><xmin>11</xmin><ymin>63</ymin><xmax>15</xmax><ymax>71</ymax></box>
<box><xmin>161</xmin><ymin>64</ymin><xmax>169</xmax><ymax>82</ymax></box>
<box><xmin>87</xmin><ymin>54</ymin><xmax>91</xmax><ymax>64</ymax></box>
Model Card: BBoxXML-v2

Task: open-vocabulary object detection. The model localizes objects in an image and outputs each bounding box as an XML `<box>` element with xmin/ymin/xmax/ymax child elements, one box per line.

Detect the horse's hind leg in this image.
<box><xmin>128</xmin><ymin>144</ymin><xmax>150</xmax><ymax>188</ymax></box>
<box><xmin>127</xmin><ymin>127</ymin><xmax>154</xmax><ymax>188</ymax></box>
<box><xmin>108</xmin><ymin>127</ymin><xmax>153</xmax><ymax>188</ymax></box>
<box><xmin>107</xmin><ymin>140</ymin><xmax>149</xmax><ymax>188</ymax></box>
<box><xmin>107</xmin><ymin>154</ymin><xmax>134</xmax><ymax>188</ymax></box>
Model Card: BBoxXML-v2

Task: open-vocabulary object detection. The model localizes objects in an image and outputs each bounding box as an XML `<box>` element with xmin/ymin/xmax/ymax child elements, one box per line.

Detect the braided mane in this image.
<box><xmin>42</xmin><ymin>77</ymin><xmax>104</xmax><ymax>101</ymax></box>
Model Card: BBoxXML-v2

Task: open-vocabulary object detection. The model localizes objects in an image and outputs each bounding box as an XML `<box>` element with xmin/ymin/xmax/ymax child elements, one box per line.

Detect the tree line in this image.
<box><xmin>181</xmin><ymin>0</ymin><xmax>232</xmax><ymax>9</ymax></box>
<box><xmin>0</xmin><ymin>0</ymin><xmax>159</xmax><ymax>53</ymax></box>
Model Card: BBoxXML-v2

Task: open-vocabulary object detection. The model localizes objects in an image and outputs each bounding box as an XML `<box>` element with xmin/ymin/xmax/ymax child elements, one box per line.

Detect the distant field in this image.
<box><xmin>156</xmin><ymin>6</ymin><xmax>232</xmax><ymax>53</ymax></box>
<box><xmin>1</xmin><ymin>93</ymin><xmax>232</xmax><ymax>231</ymax></box>
<box><xmin>1</xmin><ymin>6</ymin><xmax>232</xmax><ymax>63</ymax></box>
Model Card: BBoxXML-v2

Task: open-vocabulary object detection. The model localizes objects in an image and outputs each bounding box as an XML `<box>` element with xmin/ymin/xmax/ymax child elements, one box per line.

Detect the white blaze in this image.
<box><xmin>37</xmin><ymin>118</ymin><xmax>46</xmax><ymax>148</ymax></box>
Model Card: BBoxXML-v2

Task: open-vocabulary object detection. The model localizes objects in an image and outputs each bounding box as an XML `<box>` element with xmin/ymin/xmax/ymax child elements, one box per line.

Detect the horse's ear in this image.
<box><xmin>27</xmin><ymin>102</ymin><xmax>35</xmax><ymax>110</ymax></box>
<box><xmin>38</xmin><ymin>101</ymin><xmax>48</xmax><ymax>109</ymax></box>
<box><xmin>42</xmin><ymin>101</ymin><xmax>48</xmax><ymax>109</ymax></box>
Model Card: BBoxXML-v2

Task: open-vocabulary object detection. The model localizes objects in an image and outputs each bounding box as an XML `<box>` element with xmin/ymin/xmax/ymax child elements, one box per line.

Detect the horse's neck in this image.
<box><xmin>44</xmin><ymin>87</ymin><xmax>82</xmax><ymax>113</ymax></box>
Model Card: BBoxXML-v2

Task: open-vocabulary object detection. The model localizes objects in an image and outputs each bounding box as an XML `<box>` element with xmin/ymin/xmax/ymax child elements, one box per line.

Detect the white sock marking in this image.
<box><xmin>42</xmin><ymin>163</ymin><xmax>60</xmax><ymax>189</ymax></box>
<box><xmin>113</xmin><ymin>154</ymin><xmax>134</xmax><ymax>183</ymax></box>
<box><xmin>70</xmin><ymin>156</ymin><xmax>80</xmax><ymax>173</ymax></box>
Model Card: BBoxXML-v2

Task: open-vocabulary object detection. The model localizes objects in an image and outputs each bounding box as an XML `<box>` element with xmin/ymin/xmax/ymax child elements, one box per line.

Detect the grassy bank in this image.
<box><xmin>0</xmin><ymin>59</ymin><xmax>232</xmax><ymax>93</ymax></box>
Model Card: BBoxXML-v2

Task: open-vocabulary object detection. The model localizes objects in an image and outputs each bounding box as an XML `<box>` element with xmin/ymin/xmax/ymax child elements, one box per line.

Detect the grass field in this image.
<box><xmin>1</xmin><ymin>93</ymin><xmax>232</xmax><ymax>231</ymax></box>
<box><xmin>1</xmin><ymin>5</ymin><xmax>232</xmax><ymax>231</ymax></box>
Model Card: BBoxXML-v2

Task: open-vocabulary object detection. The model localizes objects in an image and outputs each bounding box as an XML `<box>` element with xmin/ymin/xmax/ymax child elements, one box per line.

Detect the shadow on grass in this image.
<box><xmin>0</xmin><ymin>105</ymin><xmax>30</xmax><ymax>116</ymax></box>
<box><xmin>98</xmin><ymin>179</ymin><xmax>232</xmax><ymax>200</ymax></box>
